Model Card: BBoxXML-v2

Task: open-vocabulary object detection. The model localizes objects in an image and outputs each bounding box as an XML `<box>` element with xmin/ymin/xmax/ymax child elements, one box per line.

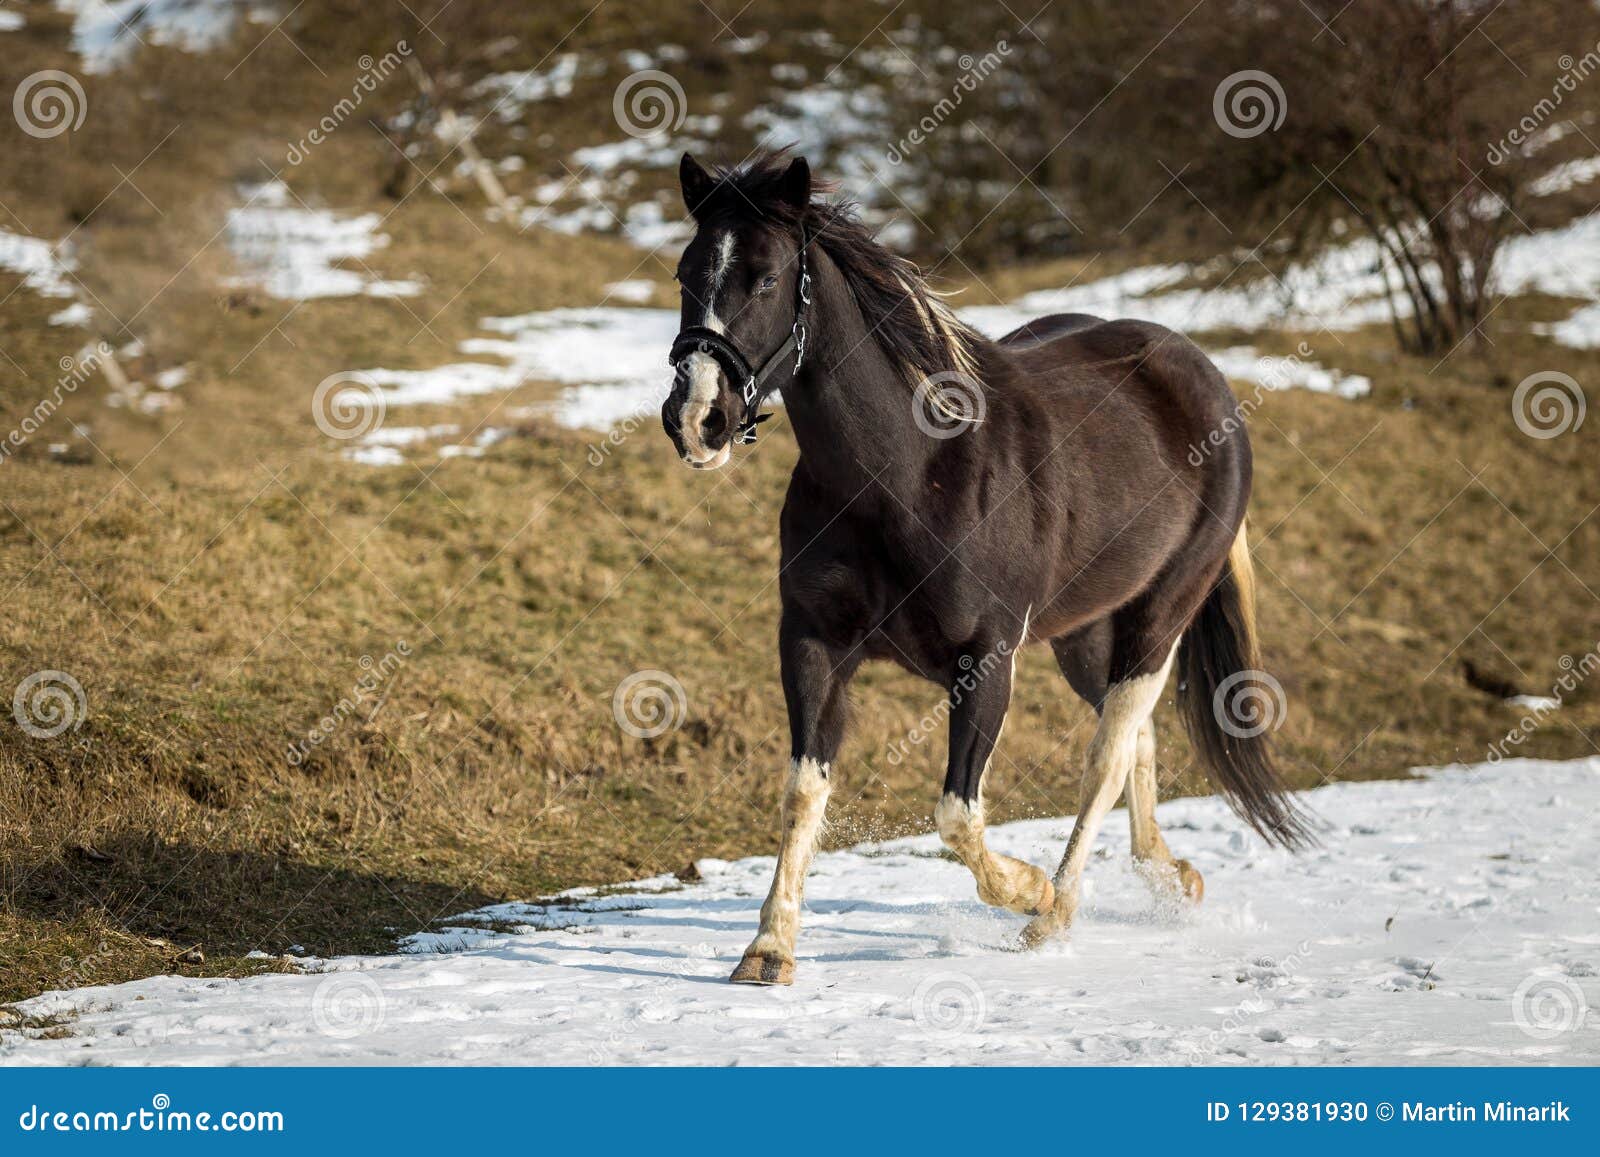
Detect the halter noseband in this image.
<box><xmin>668</xmin><ymin>229</ymin><xmax>812</xmax><ymax>446</ymax></box>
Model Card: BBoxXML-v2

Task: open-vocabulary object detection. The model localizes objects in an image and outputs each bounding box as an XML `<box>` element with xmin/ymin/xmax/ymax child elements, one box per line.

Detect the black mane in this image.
<box><xmin>694</xmin><ymin>152</ymin><xmax>986</xmax><ymax>383</ymax></box>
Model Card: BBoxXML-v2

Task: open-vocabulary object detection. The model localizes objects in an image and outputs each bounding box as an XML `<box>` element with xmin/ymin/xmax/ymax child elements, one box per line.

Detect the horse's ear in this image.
<box><xmin>779</xmin><ymin>156</ymin><xmax>811</xmax><ymax>209</ymax></box>
<box><xmin>680</xmin><ymin>153</ymin><xmax>715</xmax><ymax>219</ymax></box>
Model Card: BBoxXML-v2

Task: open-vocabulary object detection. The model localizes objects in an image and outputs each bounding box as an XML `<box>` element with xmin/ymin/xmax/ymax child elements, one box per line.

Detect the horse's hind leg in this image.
<box><xmin>1127</xmin><ymin>718</ymin><xmax>1204</xmax><ymax>902</ymax></box>
<box><xmin>1022</xmin><ymin>623</ymin><xmax>1178</xmax><ymax>948</ymax></box>
<box><xmin>936</xmin><ymin>633</ymin><xmax>1055</xmax><ymax>917</ymax></box>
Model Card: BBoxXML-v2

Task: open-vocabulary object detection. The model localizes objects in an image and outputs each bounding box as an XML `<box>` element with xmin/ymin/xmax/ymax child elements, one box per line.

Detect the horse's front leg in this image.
<box><xmin>730</xmin><ymin>619</ymin><xmax>857</xmax><ymax>986</ymax></box>
<box><xmin>936</xmin><ymin>641</ymin><xmax>1055</xmax><ymax>917</ymax></box>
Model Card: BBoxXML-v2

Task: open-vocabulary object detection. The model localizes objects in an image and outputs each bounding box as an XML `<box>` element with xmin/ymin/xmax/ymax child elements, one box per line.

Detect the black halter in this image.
<box><xmin>668</xmin><ymin>230</ymin><xmax>812</xmax><ymax>445</ymax></box>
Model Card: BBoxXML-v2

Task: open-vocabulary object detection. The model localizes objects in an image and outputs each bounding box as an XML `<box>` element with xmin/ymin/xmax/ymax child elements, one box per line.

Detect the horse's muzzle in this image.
<box><xmin>662</xmin><ymin>356</ymin><xmax>735</xmax><ymax>469</ymax></box>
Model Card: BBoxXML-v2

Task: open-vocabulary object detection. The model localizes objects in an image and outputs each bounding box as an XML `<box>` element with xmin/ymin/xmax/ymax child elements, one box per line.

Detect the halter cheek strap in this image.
<box><xmin>668</xmin><ymin>229</ymin><xmax>812</xmax><ymax>446</ymax></box>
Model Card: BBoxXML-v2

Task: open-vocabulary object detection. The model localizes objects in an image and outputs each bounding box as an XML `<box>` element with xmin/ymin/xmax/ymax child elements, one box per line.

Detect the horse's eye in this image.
<box><xmin>761</xmin><ymin>275</ymin><xmax>777</xmax><ymax>291</ymax></box>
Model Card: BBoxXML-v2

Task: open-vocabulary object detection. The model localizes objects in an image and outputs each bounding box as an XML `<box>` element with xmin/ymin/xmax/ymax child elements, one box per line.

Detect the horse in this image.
<box><xmin>661</xmin><ymin>151</ymin><xmax>1309</xmax><ymax>986</ymax></box>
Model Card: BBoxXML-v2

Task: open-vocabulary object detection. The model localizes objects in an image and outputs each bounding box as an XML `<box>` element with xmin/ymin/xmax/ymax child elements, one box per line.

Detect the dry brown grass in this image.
<box><xmin>2</xmin><ymin>6</ymin><xmax>1597</xmax><ymax>1005</ymax></box>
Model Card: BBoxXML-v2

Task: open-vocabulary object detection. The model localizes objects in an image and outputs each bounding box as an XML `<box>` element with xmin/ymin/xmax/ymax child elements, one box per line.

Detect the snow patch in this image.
<box><xmin>468</xmin><ymin>55</ymin><xmax>586</xmax><ymax>122</ymax></box>
<box><xmin>1207</xmin><ymin>346</ymin><xmax>1371</xmax><ymax>399</ymax></box>
<box><xmin>56</xmin><ymin>0</ymin><xmax>279</xmax><ymax>74</ymax></box>
<box><xmin>603</xmin><ymin>279</ymin><xmax>657</xmax><ymax>303</ymax></box>
<box><xmin>4</xmin><ymin>758</ymin><xmax>1596</xmax><ymax>1065</ymax></box>
<box><xmin>224</xmin><ymin>181</ymin><xmax>422</xmax><ymax>301</ymax></box>
<box><xmin>1529</xmin><ymin>156</ymin><xmax>1600</xmax><ymax>197</ymax></box>
<box><xmin>0</xmin><ymin>229</ymin><xmax>79</xmax><ymax>300</ymax></box>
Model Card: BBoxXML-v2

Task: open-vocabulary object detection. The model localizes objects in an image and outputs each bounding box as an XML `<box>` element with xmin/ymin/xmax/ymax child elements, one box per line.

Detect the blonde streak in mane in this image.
<box><xmin>892</xmin><ymin>272</ymin><xmax>984</xmax><ymax>387</ymax></box>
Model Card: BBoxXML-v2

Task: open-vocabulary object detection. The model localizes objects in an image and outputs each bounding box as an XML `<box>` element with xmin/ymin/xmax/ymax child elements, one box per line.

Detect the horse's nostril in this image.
<box><xmin>701</xmin><ymin>409</ymin><xmax>728</xmax><ymax>441</ymax></box>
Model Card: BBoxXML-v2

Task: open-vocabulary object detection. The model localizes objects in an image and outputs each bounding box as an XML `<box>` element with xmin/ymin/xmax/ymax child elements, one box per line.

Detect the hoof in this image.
<box><xmin>1019</xmin><ymin>908</ymin><xmax>1067</xmax><ymax>950</ymax></box>
<box><xmin>729</xmin><ymin>954</ymin><xmax>794</xmax><ymax>986</ymax></box>
<box><xmin>1176</xmin><ymin>859</ymin><xmax>1205</xmax><ymax>903</ymax></box>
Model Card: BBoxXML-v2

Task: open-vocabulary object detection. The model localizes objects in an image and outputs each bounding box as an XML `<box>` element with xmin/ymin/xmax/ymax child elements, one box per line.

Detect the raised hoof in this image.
<box><xmin>729</xmin><ymin>954</ymin><xmax>794</xmax><ymax>986</ymax></box>
<box><xmin>1176</xmin><ymin>858</ymin><xmax>1205</xmax><ymax>903</ymax></box>
<box><xmin>978</xmin><ymin>874</ymin><xmax>1056</xmax><ymax>918</ymax></box>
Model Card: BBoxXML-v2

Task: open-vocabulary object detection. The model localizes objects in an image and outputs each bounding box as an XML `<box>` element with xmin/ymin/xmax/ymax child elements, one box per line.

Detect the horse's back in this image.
<box><xmin>1005</xmin><ymin>313</ymin><xmax>1237</xmax><ymax>430</ymax></box>
<box><xmin>995</xmin><ymin>312</ymin><xmax>1106</xmax><ymax>349</ymax></box>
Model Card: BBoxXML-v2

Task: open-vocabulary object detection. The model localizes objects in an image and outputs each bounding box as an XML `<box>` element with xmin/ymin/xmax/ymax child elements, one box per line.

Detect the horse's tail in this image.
<box><xmin>1176</xmin><ymin>521</ymin><xmax>1314</xmax><ymax>850</ymax></box>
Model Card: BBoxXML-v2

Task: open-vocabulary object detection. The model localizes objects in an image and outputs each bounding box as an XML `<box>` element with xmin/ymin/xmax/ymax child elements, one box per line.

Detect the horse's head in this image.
<box><xmin>662</xmin><ymin>152</ymin><xmax>813</xmax><ymax>470</ymax></box>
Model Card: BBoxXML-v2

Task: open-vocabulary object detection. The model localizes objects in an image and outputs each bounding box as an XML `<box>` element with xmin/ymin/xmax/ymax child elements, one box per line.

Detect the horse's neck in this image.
<box><xmin>782</xmin><ymin>258</ymin><xmax>935</xmax><ymax>504</ymax></box>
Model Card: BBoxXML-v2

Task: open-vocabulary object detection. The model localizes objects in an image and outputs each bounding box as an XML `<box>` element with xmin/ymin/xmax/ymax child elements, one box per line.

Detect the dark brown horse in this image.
<box><xmin>662</xmin><ymin>152</ymin><xmax>1308</xmax><ymax>986</ymax></box>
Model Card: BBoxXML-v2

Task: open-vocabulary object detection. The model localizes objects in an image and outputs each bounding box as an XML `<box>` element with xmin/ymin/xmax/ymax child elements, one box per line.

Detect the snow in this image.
<box><xmin>1538</xmin><ymin>302</ymin><xmax>1600</xmax><ymax>347</ymax></box>
<box><xmin>1529</xmin><ymin>156</ymin><xmax>1600</xmax><ymax>197</ymax></box>
<box><xmin>0</xmin><ymin>228</ymin><xmax>93</xmax><ymax>325</ymax></box>
<box><xmin>224</xmin><ymin>181</ymin><xmax>422</xmax><ymax>301</ymax></box>
<box><xmin>961</xmin><ymin>211</ymin><xmax>1600</xmax><ymax>353</ymax></box>
<box><xmin>344</xmin><ymin>307</ymin><xmax>679</xmax><ymax>455</ymax></box>
<box><xmin>1506</xmin><ymin>695</ymin><xmax>1561</xmax><ymax>713</ymax></box>
<box><xmin>56</xmin><ymin>0</ymin><xmax>278</xmax><ymax>74</ymax></box>
<box><xmin>1206</xmin><ymin>346</ymin><xmax>1371</xmax><ymax>399</ymax></box>
<box><xmin>0</xmin><ymin>10</ymin><xmax>25</xmax><ymax>31</ymax></box>
<box><xmin>468</xmin><ymin>55</ymin><xmax>586</xmax><ymax>123</ymax></box>
<box><xmin>0</xmin><ymin>229</ymin><xmax>80</xmax><ymax>300</ymax></box>
<box><xmin>47</xmin><ymin>301</ymin><xmax>93</xmax><ymax>327</ymax></box>
<box><xmin>604</xmin><ymin>279</ymin><xmax>658</xmax><ymax>303</ymax></box>
<box><xmin>745</xmin><ymin>86</ymin><xmax>893</xmax><ymax>197</ymax></box>
<box><xmin>5</xmin><ymin>757</ymin><xmax>1596</xmax><ymax>1066</ymax></box>
<box><xmin>963</xmin><ymin>246</ymin><xmax>1399</xmax><ymax>337</ymax></box>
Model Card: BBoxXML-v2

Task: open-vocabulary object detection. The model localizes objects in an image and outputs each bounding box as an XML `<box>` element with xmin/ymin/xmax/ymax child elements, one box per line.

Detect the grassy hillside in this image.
<box><xmin>1</xmin><ymin>2</ymin><xmax>1597</xmax><ymax>1004</ymax></box>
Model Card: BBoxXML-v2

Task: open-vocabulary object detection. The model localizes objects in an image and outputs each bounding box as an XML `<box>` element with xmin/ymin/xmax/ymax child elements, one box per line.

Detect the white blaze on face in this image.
<box><xmin>679</xmin><ymin>231</ymin><xmax>737</xmax><ymax>464</ymax></box>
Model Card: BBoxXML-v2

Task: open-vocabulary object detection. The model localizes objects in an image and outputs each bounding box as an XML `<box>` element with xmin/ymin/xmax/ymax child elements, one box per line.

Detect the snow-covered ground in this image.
<box><xmin>5</xmin><ymin>758</ymin><xmax>1595</xmax><ymax>1066</ymax></box>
